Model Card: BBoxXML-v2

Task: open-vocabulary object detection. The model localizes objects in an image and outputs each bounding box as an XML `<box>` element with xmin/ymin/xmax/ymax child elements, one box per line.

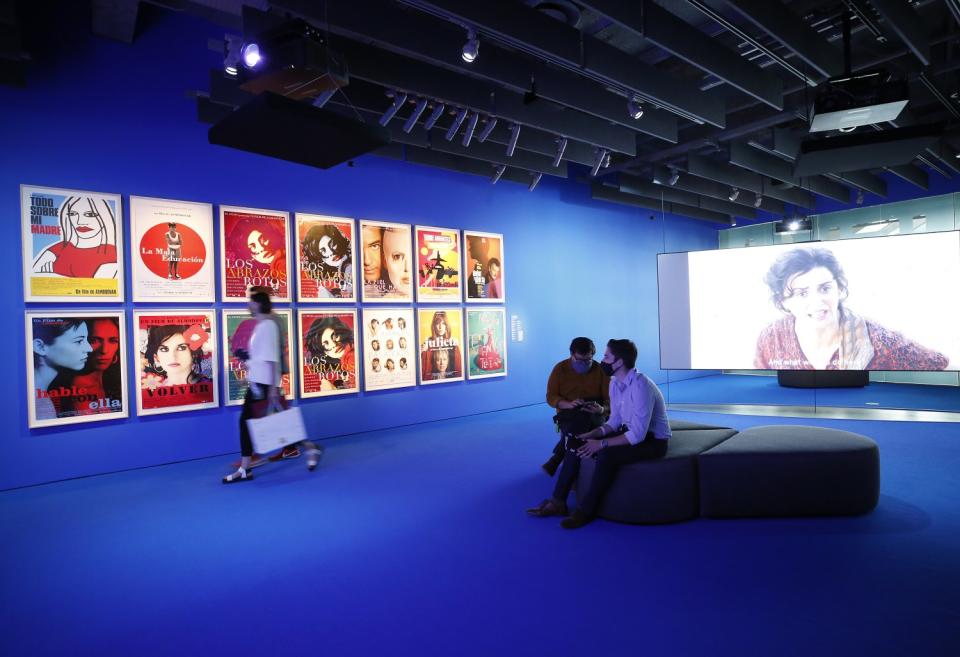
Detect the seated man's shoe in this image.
<box><xmin>541</xmin><ymin>453</ymin><xmax>563</xmax><ymax>477</ymax></box>
<box><xmin>560</xmin><ymin>509</ymin><xmax>593</xmax><ymax>529</ymax></box>
<box><xmin>526</xmin><ymin>498</ymin><xmax>569</xmax><ymax>517</ymax></box>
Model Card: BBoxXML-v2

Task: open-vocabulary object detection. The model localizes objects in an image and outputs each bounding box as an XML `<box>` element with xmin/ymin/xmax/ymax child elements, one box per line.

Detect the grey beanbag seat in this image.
<box><xmin>698</xmin><ymin>425</ymin><xmax>879</xmax><ymax>518</ymax></box>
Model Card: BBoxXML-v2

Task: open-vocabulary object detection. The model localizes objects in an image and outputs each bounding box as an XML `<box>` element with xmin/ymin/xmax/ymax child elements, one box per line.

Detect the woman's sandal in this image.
<box><xmin>222</xmin><ymin>467</ymin><xmax>254</xmax><ymax>484</ymax></box>
<box><xmin>306</xmin><ymin>447</ymin><xmax>323</xmax><ymax>472</ymax></box>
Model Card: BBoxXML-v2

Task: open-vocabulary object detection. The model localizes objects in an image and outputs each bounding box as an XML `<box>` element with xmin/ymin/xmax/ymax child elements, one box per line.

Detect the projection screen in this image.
<box><xmin>658</xmin><ymin>231</ymin><xmax>960</xmax><ymax>371</ymax></box>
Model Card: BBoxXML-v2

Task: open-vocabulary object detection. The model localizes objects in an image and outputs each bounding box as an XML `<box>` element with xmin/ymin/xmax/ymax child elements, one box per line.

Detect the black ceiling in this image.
<box><xmin>15</xmin><ymin>0</ymin><xmax>960</xmax><ymax>223</ymax></box>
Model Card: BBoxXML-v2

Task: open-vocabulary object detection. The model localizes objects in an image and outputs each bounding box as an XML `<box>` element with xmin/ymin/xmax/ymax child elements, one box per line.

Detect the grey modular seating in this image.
<box><xmin>575</xmin><ymin>421</ymin><xmax>737</xmax><ymax>524</ymax></box>
<box><xmin>697</xmin><ymin>425</ymin><xmax>880</xmax><ymax>518</ymax></box>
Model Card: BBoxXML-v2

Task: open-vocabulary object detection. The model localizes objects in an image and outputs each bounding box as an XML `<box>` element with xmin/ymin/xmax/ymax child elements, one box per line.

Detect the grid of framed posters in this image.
<box><xmin>417</xmin><ymin>307</ymin><xmax>465</xmax><ymax>384</ymax></box>
<box><xmin>222</xmin><ymin>309</ymin><xmax>296</xmax><ymax>405</ymax></box>
<box><xmin>296</xmin><ymin>213</ymin><xmax>356</xmax><ymax>302</ymax></box>
<box><xmin>25</xmin><ymin>311</ymin><xmax>129</xmax><ymax>428</ymax></box>
<box><xmin>21</xmin><ymin>185</ymin><xmax>125</xmax><ymax>302</ymax></box>
<box><xmin>463</xmin><ymin>230</ymin><xmax>504</xmax><ymax>303</ymax></box>
<box><xmin>219</xmin><ymin>205</ymin><xmax>291</xmax><ymax>302</ymax></box>
<box><xmin>359</xmin><ymin>220</ymin><xmax>413</xmax><ymax>303</ymax></box>
<box><xmin>415</xmin><ymin>225</ymin><xmax>461</xmax><ymax>302</ymax></box>
<box><xmin>362</xmin><ymin>308</ymin><xmax>416</xmax><ymax>391</ymax></box>
<box><xmin>465</xmin><ymin>308</ymin><xmax>508</xmax><ymax>379</ymax></box>
<box><xmin>133</xmin><ymin>310</ymin><xmax>218</xmax><ymax>416</ymax></box>
<box><xmin>130</xmin><ymin>196</ymin><xmax>215</xmax><ymax>302</ymax></box>
<box><xmin>298</xmin><ymin>309</ymin><xmax>359</xmax><ymax>397</ymax></box>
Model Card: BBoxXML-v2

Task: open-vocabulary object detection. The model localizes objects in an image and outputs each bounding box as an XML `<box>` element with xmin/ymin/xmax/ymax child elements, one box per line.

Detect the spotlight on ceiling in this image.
<box><xmin>423</xmin><ymin>103</ymin><xmax>445</xmax><ymax>131</ymax></box>
<box><xmin>462</xmin><ymin>112</ymin><xmax>480</xmax><ymax>146</ymax></box>
<box><xmin>754</xmin><ymin>193</ymin><xmax>763</xmax><ymax>208</ymax></box>
<box><xmin>379</xmin><ymin>92</ymin><xmax>407</xmax><ymax>127</ymax></box>
<box><xmin>445</xmin><ymin>107</ymin><xmax>468</xmax><ymax>141</ymax></box>
<box><xmin>552</xmin><ymin>137</ymin><xmax>568</xmax><ymax>168</ymax></box>
<box><xmin>838</xmin><ymin>126</ymin><xmax>856</xmax><ymax>133</ymax></box>
<box><xmin>241</xmin><ymin>42</ymin><xmax>262</xmax><ymax>69</ymax></box>
<box><xmin>312</xmin><ymin>89</ymin><xmax>336</xmax><ymax>109</ymax></box>
<box><xmin>590</xmin><ymin>148</ymin><xmax>609</xmax><ymax>177</ymax></box>
<box><xmin>775</xmin><ymin>217</ymin><xmax>812</xmax><ymax>233</ymax></box>
<box><xmin>668</xmin><ymin>168</ymin><xmax>680</xmax><ymax>186</ymax></box>
<box><xmin>730</xmin><ymin>217</ymin><xmax>737</xmax><ymax>227</ymax></box>
<box><xmin>402</xmin><ymin>98</ymin><xmax>429</xmax><ymax>133</ymax></box>
<box><xmin>728</xmin><ymin>187</ymin><xmax>740</xmax><ymax>202</ymax></box>
<box><xmin>528</xmin><ymin>172</ymin><xmax>543</xmax><ymax>191</ymax></box>
<box><xmin>477</xmin><ymin>117</ymin><xmax>497</xmax><ymax>143</ymax></box>
<box><xmin>491</xmin><ymin>164</ymin><xmax>506</xmax><ymax>185</ymax></box>
<box><xmin>224</xmin><ymin>34</ymin><xmax>242</xmax><ymax>76</ymax></box>
<box><xmin>788</xmin><ymin>220</ymin><xmax>800</xmax><ymax>231</ymax></box>
<box><xmin>856</xmin><ymin>189</ymin><xmax>865</xmax><ymax>205</ymax></box>
<box><xmin>462</xmin><ymin>28</ymin><xmax>479</xmax><ymax>63</ymax></box>
<box><xmin>627</xmin><ymin>97</ymin><xmax>644</xmax><ymax>119</ymax></box>
<box><xmin>506</xmin><ymin>123</ymin><xmax>521</xmax><ymax>157</ymax></box>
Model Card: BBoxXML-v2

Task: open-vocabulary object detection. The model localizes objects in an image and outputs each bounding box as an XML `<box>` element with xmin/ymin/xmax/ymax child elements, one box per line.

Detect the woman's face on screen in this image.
<box><xmin>781</xmin><ymin>266</ymin><xmax>841</xmax><ymax>327</ymax></box>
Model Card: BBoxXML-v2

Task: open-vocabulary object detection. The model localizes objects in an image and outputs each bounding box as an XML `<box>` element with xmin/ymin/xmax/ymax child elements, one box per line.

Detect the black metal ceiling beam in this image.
<box><xmin>91</xmin><ymin>0</ymin><xmax>139</xmax><ymax>43</ymax></box>
<box><xmin>336</xmin><ymin>39</ymin><xmax>637</xmax><ymax>155</ymax></box>
<box><xmin>709</xmin><ymin>0</ymin><xmax>844</xmax><ymax>80</ymax></box>
<box><xmin>402</xmin><ymin>0</ymin><xmax>726</xmax><ymax>127</ymax></box>
<box><xmin>730</xmin><ymin>141</ymin><xmax>851</xmax><ymax>203</ymax></box>
<box><xmin>619</xmin><ymin>174</ymin><xmax>756</xmax><ymax>219</ymax></box>
<box><xmin>653</xmin><ymin>165</ymin><xmax>786</xmax><ymax>214</ymax></box>
<box><xmin>591</xmin><ymin>184</ymin><xmax>731</xmax><ymax>224</ymax></box>
<box><xmin>273</xmin><ymin>0</ymin><xmax>677</xmax><ymax>142</ymax></box>
<box><xmin>687</xmin><ymin>154</ymin><xmax>816</xmax><ymax>209</ymax></box>
<box><xmin>868</xmin><ymin>0</ymin><xmax>931</xmax><ymax>66</ymax></box>
<box><xmin>376</xmin><ymin>143</ymin><xmax>536</xmax><ymax>186</ymax></box>
<box><xmin>886</xmin><ymin>164</ymin><xmax>929</xmax><ymax>190</ymax></box>
<box><xmin>578</xmin><ymin>0</ymin><xmax>783</xmax><ymax>109</ymax></box>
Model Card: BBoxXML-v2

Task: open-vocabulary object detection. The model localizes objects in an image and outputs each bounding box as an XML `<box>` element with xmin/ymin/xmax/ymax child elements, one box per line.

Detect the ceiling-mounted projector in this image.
<box><xmin>809</xmin><ymin>70</ymin><xmax>908</xmax><ymax>133</ymax></box>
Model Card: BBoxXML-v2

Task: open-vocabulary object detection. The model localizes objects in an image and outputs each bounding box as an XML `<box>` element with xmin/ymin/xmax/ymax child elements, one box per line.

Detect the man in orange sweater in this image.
<box><xmin>541</xmin><ymin>337</ymin><xmax>610</xmax><ymax>476</ymax></box>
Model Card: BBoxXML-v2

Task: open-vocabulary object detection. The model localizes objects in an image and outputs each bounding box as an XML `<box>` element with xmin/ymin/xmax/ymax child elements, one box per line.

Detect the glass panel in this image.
<box><xmin>812</xmin><ymin>206</ymin><xmax>883</xmax><ymax>241</ymax></box>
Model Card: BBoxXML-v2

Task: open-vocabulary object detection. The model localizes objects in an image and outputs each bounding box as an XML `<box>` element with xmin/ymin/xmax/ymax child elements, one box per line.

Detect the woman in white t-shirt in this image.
<box><xmin>223</xmin><ymin>289</ymin><xmax>321</xmax><ymax>483</ymax></box>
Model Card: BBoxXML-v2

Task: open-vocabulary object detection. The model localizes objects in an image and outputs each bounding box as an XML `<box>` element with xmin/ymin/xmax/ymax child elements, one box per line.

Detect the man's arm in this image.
<box><xmin>546</xmin><ymin>363</ymin><xmax>581</xmax><ymax>409</ymax></box>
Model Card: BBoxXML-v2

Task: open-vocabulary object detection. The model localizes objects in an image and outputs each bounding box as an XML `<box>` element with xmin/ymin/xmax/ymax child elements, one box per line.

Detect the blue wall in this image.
<box><xmin>0</xmin><ymin>7</ymin><xmax>720</xmax><ymax>489</ymax></box>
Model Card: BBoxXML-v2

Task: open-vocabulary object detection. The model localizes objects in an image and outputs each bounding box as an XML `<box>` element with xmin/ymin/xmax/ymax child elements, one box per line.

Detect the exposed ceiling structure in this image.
<box><xmin>41</xmin><ymin>0</ymin><xmax>960</xmax><ymax>223</ymax></box>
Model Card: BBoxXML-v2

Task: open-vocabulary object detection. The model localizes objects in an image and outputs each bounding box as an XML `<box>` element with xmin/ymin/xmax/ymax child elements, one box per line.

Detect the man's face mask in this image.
<box><xmin>599</xmin><ymin>358</ymin><xmax>620</xmax><ymax>377</ymax></box>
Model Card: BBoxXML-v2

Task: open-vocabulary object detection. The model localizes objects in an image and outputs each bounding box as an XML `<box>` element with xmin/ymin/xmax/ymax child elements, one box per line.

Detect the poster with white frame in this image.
<box><xmin>359</xmin><ymin>219</ymin><xmax>413</xmax><ymax>303</ymax></box>
<box><xmin>222</xmin><ymin>308</ymin><xmax>296</xmax><ymax>406</ymax></box>
<box><xmin>466</xmin><ymin>308</ymin><xmax>508</xmax><ymax>379</ymax></box>
<box><xmin>362</xmin><ymin>308</ymin><xmax>417</xmax><ymax>391</ymax></box>
<box><xmin>414</xmin><ymin>225</ymin><xmax>462</xmax><ymax>302</ymax></box>
<box><xmin>25</xmin><ymin>310</ymin><xmax>129</xmax><ymax>428</ymax></box>
<box><xmin>219</xmin><ymin>205</ymin><xmax>292</xmax><ymax>303</ymax></box>
<box><xmin>298</xmin><ymin>309</ymin><xmax>360</xmax><ymax>398</ymax></box>
<box><xmin>21</xmin><ymin>185</ymin><xmax>125</xmax><ymax>303</ymax></box>
<box><xmin>295</xmin><ymin>213</ymin><xmax>357</xmax><ymax>303</ymax></box>
<box><xmin>417</xmin><ymin>307</ymin><xmax>465</xmax><ymax>385</ymax></box>
<box><xmin>463</xmin><ymin>230</ymin><xmax>505</xmax><ymax>303</ymax></box>
<box><xmin>133</xmin><ymin>310</ymin><xmax>219</xmax><ymax>416</ymax></box>
<box><xmin>130</xmin><ymin>196</ymin><xmax>215</xmax><ymax>302</ymax></box>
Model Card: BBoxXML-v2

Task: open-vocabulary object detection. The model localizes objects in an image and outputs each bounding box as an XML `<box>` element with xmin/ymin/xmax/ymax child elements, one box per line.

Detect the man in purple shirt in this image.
<box><xmin>527</xmin><ymin>339</ymin><xmax>672</xmax><ymax>529</ymax></box>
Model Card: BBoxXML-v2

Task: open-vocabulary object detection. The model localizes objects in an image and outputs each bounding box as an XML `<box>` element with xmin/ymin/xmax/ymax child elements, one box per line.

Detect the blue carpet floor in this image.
<box><xmin>666</xmin><ymin>374</ymin><xmax>960</xmax><ymax>411</ymax></box>
<box><xmin>1</xmin><ymin>405</ymin><xmax>959</xmax><ymax>657</ymax></box>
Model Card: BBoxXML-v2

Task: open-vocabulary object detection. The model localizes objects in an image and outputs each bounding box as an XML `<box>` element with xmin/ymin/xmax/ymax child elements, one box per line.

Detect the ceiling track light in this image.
<box><xmin>462</xmin><ymin>28</ymin><xmax>479</xmax><ymax>63</ymax></box>
<box><xmin>506</xmin><ymin>123</ymin><xmax>521</xmax><ymax>157</ymax></box>
<box><xmin>728</xmin><ymin>186</ymin><xmax>740</xmax><ymax>201</ymax></box>
<box><xmin>402</xmin><ymin>98</ymin><xmax>429</xmax><ymax>133</ymax></box>
<box><xmin>528</xmin><ymin>172</ymin><xmax>543</xmax><ymax>191</ymax></box>
<box><xmin>552</xmin><ymin>137</ymin><xmax>568</xmax><ymax>168</ymax></box>
<box><xmin>477</xmin><ymin>117</ymin><xmax>497</xmax><ymax>143</ymax></box>
<box><xmin>423</xmin><ymin>103</ymin><xmax>445</xmax><ymax>131</ymax></box>
<box><xmin>241</xmin><ymin>42</ymin><xmax>262</xmax><ymax>69</ymax></box>
<box><xmin>445</xmin><ymin>107</ymin><xmax>468</xmax><ymax>141</ymax></box>
<box><xmin>627</xmin><ymin>97</ymin><xmax>644</xmax><ymax>119</ymax></box>
<box><xmin>668</xmin><ymin>168</ymin><xmax>680</xmax><ymax>186</ymax></box>
<box><xmin>379</xmin><ymin>92</ymin><xmax>408</xmax><ymax>127</ymax></box>
<box><xmin>856</xmin><ymin>189</ymin><xmax>865</xmax><ymax>205</ymax></box>
<box><xmin>461</xmin><ymin>112</ymin><xmax>480</xmax><ymax>147</ymax></box>
<box><xmin>491</xmin><ymin>164</ymin><xmax>506</xmax><ymax>185</ymax></box>
<box><xmin>223</xmin><ymin>34</ymin><xmax>242</xmax><ymax>77</ymax></box>
<box><xmin>590</xmin><ymin>148</ymin><xmax>610</xmax><ymax>177</ymax></box>
<box><xmin>753</xmin><ymin>192</ymin><xmax>763</xmax><ymax>208</ymax></box>
<box><xmin>838</xmin><ymin>126</ymin><xmax>856</xmax><ymax>133</ymax></box>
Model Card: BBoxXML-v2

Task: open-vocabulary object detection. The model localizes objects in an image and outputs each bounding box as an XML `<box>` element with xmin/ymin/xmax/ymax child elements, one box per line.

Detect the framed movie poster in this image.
<box><xmin>130</xmin><ymin>196</ymin><xmax>215</xmax><ymax>302</ymax></box>
<box><xmin>134</xmin><ymin>310</ymin><xmax>218</xmax><ymax>416</ymax></box>
<box><xmin>362</xmin><ymin>308</ymin><xmax>416</xmax><ymax>391</ymax></box>
<box><xmin>298</xmin><ymin>309</ymin><xmax>359</xmax><ymax>398</ymax></box>
<box><xmin>219</xmin><ymin>205</ymin><xmax>291</xmax><ymax>302</ymax></box>
<box><xmin>21</xmin><ymin>185</ymin><xmax>124</xmax><ymax>302</ymax></box>
<box><xmin>417</xmin><ymin>307</ymin><xmax>465</xmax><ymax>385</ymax></box>
<box><xmin>222</xmin><ymin>309</ymin><xmax>296</xmax><ymax>406</ymax></box>
<box><xmin>466</xmin><ymin>308</ymin><xmax>508</xmax><ymax>379</ymax></box>
<box><xmin>295</xmin><ymin>213</ymin><xmax>356</xmax><ymax>302</ymax></box>
<box><xmin>25</xmin><ymin>311</ymin><xmax>128</xmax><ymax>428</ymax></box>
<box><xmin>464</xmin><ymin>230</ymin><xmax>505</xmax><ymax>303</ymax></box>
<box><xmin>415</xmin><ymin>225</ymin><xmax>461</xmax><ymax>302</ymax></box>
<box><xmin>359</xmin><ymin>219</ymin><xmax>413</xmax><ymax>303</ymax></box>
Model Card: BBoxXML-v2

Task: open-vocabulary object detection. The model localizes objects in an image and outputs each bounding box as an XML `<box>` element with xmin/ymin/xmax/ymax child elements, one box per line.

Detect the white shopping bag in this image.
<box><xmin>247</xmin><ymin>406</ymin><xmax>308</xmax><ymax>455</ymax></box>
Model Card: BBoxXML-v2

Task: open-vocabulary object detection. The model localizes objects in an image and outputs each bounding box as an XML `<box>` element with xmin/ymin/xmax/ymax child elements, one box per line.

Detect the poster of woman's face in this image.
<box><xmin>130</xmin><ymin>196</ymin><xmax>215</xmax><ymax>302</ymax></box>
<box><xmin>417</xmin><ymin>307</ymin><xmax>465</xmax><ymax>384</ymax></box>
<box><xmin>463</xmin><ymin>230</ymin><xmax>505</xmax><ymax>303</ymax></box>
<box><xmin>298</xmin><ymin>310</ymin><xmax>359</xmax><ymax>398</ymax></box>
<box><xmin>362</xmin><ymin>308</ymin><xmax>416</xmax><ymax>391</ymax></box>
<box><xmin>26</xmin><ymin>311</ymin><xmax>128</xmax><ymax>428</ymax></box>
<box><xmin>219</xmin><ymin>206</ymin><xmax>291</xmax><ymax>302</ymax></box>
<box><xmin>359</xmin><ymin>220</ymin><xmax>413</xmax><ymax>303</ymax></box>
<box><xmin>296</xmin><ymin>214</ymin><xmax>356</xmax><ymax>302</ymax></box>
<box><xmin>21</xmin><ymin>185</ymin><xmax>124</xmax><ymax>302</ymax></box>
<box><xmin>134</xmin><ymin>311</ymin><xmax>218</xmax><ymax>415</ymax></box>
<box><xmin>222</xmin><ymin>309</ymin><xmax>296</xmax><ymax>406</ymax></box>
